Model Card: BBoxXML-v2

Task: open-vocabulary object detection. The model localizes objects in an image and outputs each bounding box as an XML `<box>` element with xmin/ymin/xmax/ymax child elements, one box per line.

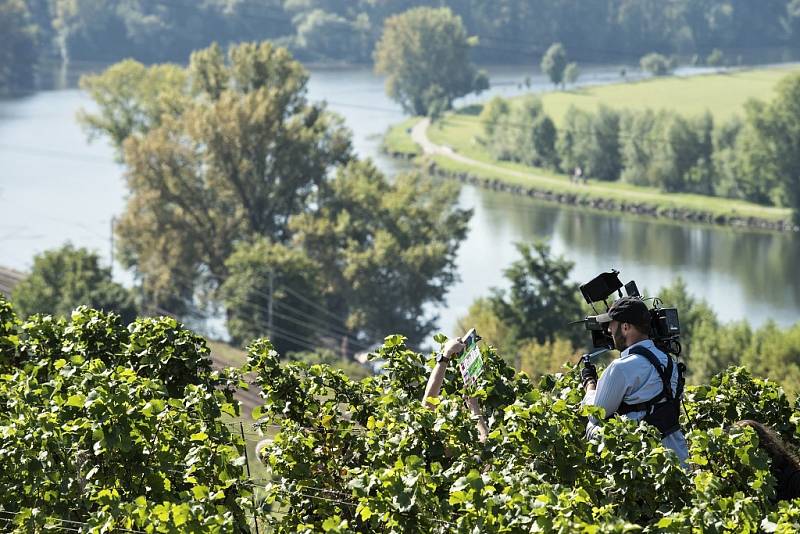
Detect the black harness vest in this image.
<box><xmin>616</xmin><ymin>345</ymin><xmax>684</xmax><ymax>438</ymax></box>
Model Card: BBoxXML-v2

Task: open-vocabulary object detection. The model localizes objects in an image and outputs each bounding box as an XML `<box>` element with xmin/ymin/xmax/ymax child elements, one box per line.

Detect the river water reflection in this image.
<box><xmin>0</xmin><ymin>64</ymin><xmax>797</xmax><ymax>339</ymax></box>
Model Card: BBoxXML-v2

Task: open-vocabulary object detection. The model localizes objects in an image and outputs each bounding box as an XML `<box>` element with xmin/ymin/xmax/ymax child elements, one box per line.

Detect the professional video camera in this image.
<box><xmin>575</xmin><ymin>269</ymin><xmax>682</xmax><ymax>356</ymax></box>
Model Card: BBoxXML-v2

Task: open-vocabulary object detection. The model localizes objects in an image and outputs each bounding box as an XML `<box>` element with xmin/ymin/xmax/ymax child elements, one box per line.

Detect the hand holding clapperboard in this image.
<box><xmin>456</xmin><ymin>328</ymin><xmax>484</xmax><ymax>386</ymax></box>
<box><xmin>421</xmin><ymin>328</ymin><xmax>489</xmax><ymax>442</ymax></box>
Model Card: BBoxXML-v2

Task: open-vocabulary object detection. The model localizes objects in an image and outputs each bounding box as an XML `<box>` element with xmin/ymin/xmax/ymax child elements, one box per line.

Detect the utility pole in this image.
<box><xmin>267</xmin><ymin>271</ymin><xmax>274</xmax><ymax>341</ymax></box>
<box><xmin>110</xmin><ymin>216</ymin><xmax>115</xmax><ymax>278</ymax></box>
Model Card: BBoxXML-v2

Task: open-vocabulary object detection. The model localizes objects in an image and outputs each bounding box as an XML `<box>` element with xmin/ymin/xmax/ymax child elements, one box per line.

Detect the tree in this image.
<box><xmin>289</xmin><ymin>160</ymin><xmax>471</xmax><ymax>346</ymax></box>
<box><xmin>219</xmin><ymin>238</ymin><xmax>323</xmax><ymax>355</ymax></box>
<box><xmin>564</xmin><ymin>62</ymin><xmax>580</xmax><ymax>86</ymax></box>
<box><xmin>0</xmin><ymin>0</ymin><xmax>38</xmax><ymax>93</ymax></box>
<box><xmin>620</xmin><ymin>109</ymin><xmax>659</xmax><ymax>186</ymax></box>
<box><xmin>511</xmin><ymin>96</ymin><xmax>555</xmax><ymax>167</ymax></box>
<box><xmin>479</xmin><ymin>96</ymin><xmax>510</xmax><ymax>139</ymax></box>
<box><xmin>456</xmin><ymin>297</ymin><xmax>514</xmax><ymax>365</ymax></box>
<box><xmin>489</xmin><ymin>242</ymin><xmax>584</xmax><ymax>347</ymax></box>
<box><xmin>739</xmin><ymin>73</ymin><xmax>800</xmax><ymax>223</ymax></box>
<box><xmin>78</xmin><ymin>60</ymin><xmax>189</xmax><ymax>153</ymax></box>
<box><xmin>557</xmin><ymin>105</ymin><xmax>621</xmax><ymax>181</ymax></box>
<box><xmin>715</xmin><ymin>116</ymin><xmax>781</xmax><ymax>204</ymax></box>
<box><xmin>80</xmin><ymin>42</ymin><xmax>352</xmax><ymax>313</ymax></box>
<box><xmin>640</xmin><ymin>52</ymin><xmax>673</xmax><ymax>76</ymax></box>
<box><xmin>706</xmin><ymin>48</ymin><xmax>725</xmax><ymax>67</ymax></box>
<box><xmin>541</xmin><ymin>43</ymin><xmax>568</xmax><ymax>88</ymax></box>
<box><xmin>481</xmin><ymin>95</ymin><xmax>558</xmax><ymax>169</ymax></box>
<box><xmin>294</xmin><ymin>9</ymin><xmax>370</xmax><ymax>62</ymax></box>
<box><xmin>11</xmin><ymin>244</ymin><xmax>137</xmax><ymax>323</ymax></box>
<box><xmin>373</xmin><ymin>6</ymin><xmax>488</xmax><ymax>116</ymax></box>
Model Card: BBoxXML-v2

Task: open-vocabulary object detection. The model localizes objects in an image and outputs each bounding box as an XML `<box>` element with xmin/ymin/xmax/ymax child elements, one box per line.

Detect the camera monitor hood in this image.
<box><xmin>579</xmin><ymin>270</ymin><xmax>623</xmax><ymax>305</ymax></box>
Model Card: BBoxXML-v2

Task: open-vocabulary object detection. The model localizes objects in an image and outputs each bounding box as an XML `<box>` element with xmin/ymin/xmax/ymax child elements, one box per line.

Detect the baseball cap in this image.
<box><xmin>589</xmin><ymin>296</ymin><xmax>650</xmax><ymax>326</ymax></box>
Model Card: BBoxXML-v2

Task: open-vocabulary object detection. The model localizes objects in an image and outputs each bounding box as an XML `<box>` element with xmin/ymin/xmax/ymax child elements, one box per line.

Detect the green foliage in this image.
<box><xmin>51</xmin><ymin>0</ymin><xmax>284</xmax><ymax>63</ymax></box>
<box><xmin>655</xmin><ymin>278</ymin><xmax>800</xmax><ymax>398</ymax></box>
<box><xmin>253</xmin><ymin>329</ymin><xmax>800</xmax><ymax>532</ymax></box>
<box><xmin>540</xmin><ymin>43</ymin><xmax>568</xmax><ymax>87</ymax></box>
<box><xmin>478</xmin><ymin>96</ymin><xmax>509</xmax><ymax>140</ymax></box>
<box><xmin>286</xmin><ymin>349</ymin><xmax>373</xmax><ymax>381</ymax></box>
<box><xmin>11</xmin><ymin>244</ymin><xmax>137</xmax><ymax>324</ymax></box>
<box><xmin>6</xmin><ymin>297</ymin><xmax>800</xmax><ymax>530</ymax></box>
<box><xmin>220</xmin><ymin>238</ymin><xmax>323</xmax><ymax>354</ymax></box>
<box><xmin>481</xmin><ymin>95</ymin><xmax>559</xmax><ymax>169</ymax></box>
<box><xmin>81</xmin><ymin>41</ymin><xmax>352</xmax><ymax>314</ymax></box>
<box><xmin>557</xmin><ymin>105</ymin><xmax>622</xmax><ymax>181</ymax></box>
<box><xmin>739</xmin><ymin>72</ymin><xmax>800</xmax><ymax>224</ymax></box>
<box><xmin>640</xmin><ymin>53</ymin><xmax>674</xmax><ymax>76</ymax></box>
<box><xmin>488</xmin><ymin>242</ymin><xmax>584</xmax><ymax>347</ymax></box>
<box><xmin>0</xmin><ymin>0</ymin><xmax>38</xmax><ymax>93</ymax></box>
<box><xmin>24</xmin><ymin>1</ymin><xmax>800</xmax><ymax>72</ymax></box>
<box><xmin>707</xmin><ymin>48</ymin><xmax>726</xmax><ymax>67</ymax></box>
<box><xmin>373</xmin><ymin>7</ymin><xmax>487</xmax><ymax>116</ymax></box>
<box><xmin>78</xmin><ymin>60</ymin><xmax>189</xmax><ymax>153</ymax></box>
<box><xmin>290</xmin><ymin>160</ymin><xmax>470</xmax><ymax>346</ymax></box>
<box><xmin>82</xmin><ymin>42</ymin><xmax>468</xmax><ymax>351</ymax></box>
<box><xmin>0</xmin><ymin>297</ymin><xmax>252</xmax><ymax>531</ymax></box>
<box><xmin>564</xmin><ymin>62</ymin><xmax>580</xmax><ymax>85</ymax></box>
<box><xmin>294</xmin><ymin>9</ymin><xmax>370</xmax><ymax>62</ymax></box>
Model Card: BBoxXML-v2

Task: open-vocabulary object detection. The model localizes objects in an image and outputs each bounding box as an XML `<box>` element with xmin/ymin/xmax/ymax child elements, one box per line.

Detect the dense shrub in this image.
<box><xmin>255</xmin><ymin>333</ymin><xmax>800</xmax><ymax>532</ymax></box>
<box><xmin>0</xmin><ymin>298</ymin><xmax>251</xmax><ymax>532</ymax></box>
<box><xmin>5</xmin><ymin>296</ymin><xmax>800</xmax><ymax>532</ymax></box>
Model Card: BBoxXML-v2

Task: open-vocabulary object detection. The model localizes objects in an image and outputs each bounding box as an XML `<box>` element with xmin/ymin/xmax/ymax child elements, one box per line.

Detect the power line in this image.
<box><xmin>220</xmin><ymin>272</ymin><xmax>366</xmax><ymax>347</ymax></box>
<box><xmin>0</xmin><ymin>510</ymin><xmax>146</xmax><ymax>533</ymax></box>
<box><xmin>0</xmin><ymin>143</ymin><xmax>117</xmax><ymax>165</ymax></box>
<box><xmin>143</xmin><ymin>270</ymin><xmax>370</xmax><ymax>353</ymax></box>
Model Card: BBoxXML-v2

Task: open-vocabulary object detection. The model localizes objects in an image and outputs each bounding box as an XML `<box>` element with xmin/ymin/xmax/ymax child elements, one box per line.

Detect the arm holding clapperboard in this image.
<box><xmin>422</xmin><ymin>330</ymin><xmax>489</xmax><ymax>442</ymax></box>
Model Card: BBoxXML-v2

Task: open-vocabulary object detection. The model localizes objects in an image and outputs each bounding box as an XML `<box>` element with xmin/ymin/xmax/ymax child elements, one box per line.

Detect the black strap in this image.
<box><xmin>617</xmin><ymin>345</ymin><xmax>675</xmax><ymax>415</ymax></box>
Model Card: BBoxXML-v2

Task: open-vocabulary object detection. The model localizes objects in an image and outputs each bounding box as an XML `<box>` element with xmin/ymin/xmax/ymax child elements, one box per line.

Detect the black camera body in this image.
<box><xmin>577</xmin><ymin>270</ymin><xmax>682</xmax><ymax>355</ymax></box>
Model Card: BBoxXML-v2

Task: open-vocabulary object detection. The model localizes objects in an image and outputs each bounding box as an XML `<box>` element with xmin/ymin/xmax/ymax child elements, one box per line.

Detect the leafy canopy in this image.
<box><xmin>540</xmin><ymin>43</ymin><xmax>568</xmax><ymax>87</ymax></box>
<box><xmin>80</xmin><ymin>42</ymin><xmax>469</xmax><ymax>351</ymax></box>
<box><xmin>373</xmin><ymin>6</ymin><xmax>488</xmax><ymax>116</ymax></box>
<box><xmin>11</xmin><ymin>244</ymin><xmax>137</xmax><ymax>324</ymax></box>
<box><xmin>79</xmin><ymin>42</ymin><xmax>352</xmax><ymax>313</ymax></box>
<box><xmin>489</xmin><ymin>242</ymin><xmax>584</xmax><ymax>347</ymax></box>
<box><xmin>0</xmin><ymin>297</ymin><xmax>252</xmax><ymax>532</ymax></box>
<box><xmin>5</xmin><ymin>297</ymin><xmax>800</xmax><ymax>531</ymax></box>
<box><xmin>290</xmin><ymin>160</ymin><xmax>471</xmax><ymax>346</ymax></box>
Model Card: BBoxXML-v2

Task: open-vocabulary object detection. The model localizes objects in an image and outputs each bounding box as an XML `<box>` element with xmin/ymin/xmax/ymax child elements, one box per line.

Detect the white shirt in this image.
<box><xmin>583</xmin><ymin>339</ymin><xmax>689</xmax><ymax>466</ymax></box>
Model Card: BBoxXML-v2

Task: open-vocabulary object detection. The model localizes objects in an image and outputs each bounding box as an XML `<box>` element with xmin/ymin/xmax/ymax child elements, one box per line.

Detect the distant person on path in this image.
<box><xmin>572</xmin><ymin>166</ymin><xmax>582</xmax><ymax>184</ymax></box>
<box><xmin>580</xmin><ymin>297</ymin><xmax>689</xmax><ymax>467</ymax></box>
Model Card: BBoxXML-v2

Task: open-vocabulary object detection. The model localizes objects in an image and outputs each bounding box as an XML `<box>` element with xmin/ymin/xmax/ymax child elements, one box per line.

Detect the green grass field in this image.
<box><xmin>540</xmin><ymin>65</ymin><xmax>800</xmax><ymax>125</ymax></box>
<box><xmin>382</xmin><ymin>117</ymin><xmax>422</xmax><ymax>156</ymax></box>
<box><xmin>382</xmin><ymin>66</ymin><xmax>799</xmax><ymax>226</ymax></box>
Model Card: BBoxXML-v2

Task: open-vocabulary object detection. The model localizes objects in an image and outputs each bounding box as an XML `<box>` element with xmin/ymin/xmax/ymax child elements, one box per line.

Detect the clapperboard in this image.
<box><xmin>457</xmin><ymin>336</ymin><xmax>484</xmax><ymax>385</ymax></box>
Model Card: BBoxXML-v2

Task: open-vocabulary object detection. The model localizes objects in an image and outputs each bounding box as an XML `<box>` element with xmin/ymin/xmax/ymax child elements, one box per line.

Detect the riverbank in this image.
<box><xmin>383</xmin><ymin>65</ymin><xmax>800</xmax><ymax>232</ymax></box>
<box><xmin>383</xmin><ymin>118</ymin><xmax>795</xmax><ymax>231</ymax></box>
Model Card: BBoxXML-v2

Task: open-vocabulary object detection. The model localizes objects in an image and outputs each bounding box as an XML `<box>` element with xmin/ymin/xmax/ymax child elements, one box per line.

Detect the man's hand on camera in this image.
<box><xmin>580</xmin><ymin>359</ymin><xmax>598</xmax><ymax>389</ymax></box>
<box><xmin>440</xmin><ymin>338</ymin><xmax>465</xmax><ymax>363</ymax></box>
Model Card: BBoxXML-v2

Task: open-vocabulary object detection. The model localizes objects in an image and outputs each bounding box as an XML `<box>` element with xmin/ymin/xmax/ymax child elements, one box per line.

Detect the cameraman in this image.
<box><xmin>580</xmin><ymin>297</ymin><xmax>689</xmax><ymax>466</ymax></box>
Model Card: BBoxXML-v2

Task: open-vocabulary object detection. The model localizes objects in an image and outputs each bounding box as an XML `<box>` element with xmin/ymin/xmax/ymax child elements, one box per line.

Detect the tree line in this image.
<box><xmin>479</xmin><ymin>72</ymin><xmax>800</xmax><ymax>223</ymax></box>
<box><xmin>5</xmin><ymin>0</ymin><xmax>800</xmax><ymax>93</ymax></box>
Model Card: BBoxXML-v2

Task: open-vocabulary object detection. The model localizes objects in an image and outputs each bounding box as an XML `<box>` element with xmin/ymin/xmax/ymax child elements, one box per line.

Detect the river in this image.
<box><xmin>0</xmin><ymin>63</ymin><xmax>797</xmax><ymax>343</ymax></box>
